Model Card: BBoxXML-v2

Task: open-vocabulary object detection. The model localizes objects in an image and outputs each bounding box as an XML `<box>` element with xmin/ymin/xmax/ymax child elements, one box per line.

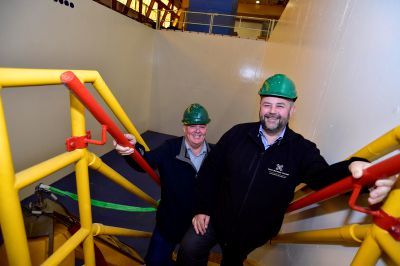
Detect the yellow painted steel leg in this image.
<box><xmin>76</xmin><ymin>167</ymin><xmax>96</xmax><ymax>264</ymax></box>
<box><xmin>0</xmin><ymin>68</ymin><xmax>97</xmax><ymax>87</ymax></box>
<box><xmin>14</xmin><ymin>149</ymin><xmax>84</xmax><ymax>190</ymax></box>
<box><xmin>0</xmin><ymin>91</ymin><xmax>32</xmax><ymax>265</ymax></box>
<box><xmin>381</xmin><ymin>184</ymin><xmax>400</xmax><ymax>220</ymax></box>
<box><xmin>352</xmin><ymin>183</ymin><xmax>400</xmax><ymax>265</ymax></box>
<box><xmin>349</xmin><ymin>125</ymin><xmax>400</xmax><ymax>161</ymax></box>
<box><xmin>87</xmin><ymin>152</ymin><xmax>158</xmax><ymax>207</ymax></box>
<box><xmin>273</xmin><ymin>224</ymin><xmax>371</xmax><ymax>244</ymax></box>
<box><xmin>92</xmin><ymin>223</ymin><xmax>152</xmax><ymax>238</ymax></box>
<box><xmin>351</xmin><ymin>233</ymin><xmax>381</xmax><ymax>266</ymax></box>
<box><xmin>374</xmin><ymin>226</ymin><xmax>400</xmax><ymax>265</ymax></box>
<box><xmin>92</xmin><ymin>76</ymin><xmax>150</xmax><ymax>151</ymax></box>
<box><xmin>376</xmin><ymin>185</ymin><xmax>400</xmax><ymax>264</ymax></box>
<box><xmin>42</xmin><ymin>228</ymin><xmax>90</xmax><ymax>266</ymax></box>
<box><xmin>70</xmin><ymin>93</ymin><xmax>96</xmax><ymax>266</ymax></box>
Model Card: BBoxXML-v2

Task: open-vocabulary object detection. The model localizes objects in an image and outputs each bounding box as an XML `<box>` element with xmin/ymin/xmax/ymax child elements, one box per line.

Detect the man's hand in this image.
<box><xmin>349</xmin><ymin>161</ymin><xmax>398</xmax><ymax>205</ymax></box>
<box><xmin>367</xmin><ymin>176</ymin><xmax>397</xmax><ymax>205</ymax></box>
<box><xmin>192</xmin><ymin>214</ymin><xmax>210</xmax><ymax>235</ymax></box>
<box><xmin>113</xmin><ymin>133</ymin><xmax>136</xmax><ymax>156</ymax></box>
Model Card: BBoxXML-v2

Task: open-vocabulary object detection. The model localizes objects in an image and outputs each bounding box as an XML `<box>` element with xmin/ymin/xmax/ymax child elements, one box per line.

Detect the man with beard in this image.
<box><xmin>114</xmin><ymin>103</ymin><xmax>212</xmax><ymax>266</ymax></box>
<box><xmin>176</xmin><ymin>74</ymin><xmax>396</xmax><ymax>266</ymax></box>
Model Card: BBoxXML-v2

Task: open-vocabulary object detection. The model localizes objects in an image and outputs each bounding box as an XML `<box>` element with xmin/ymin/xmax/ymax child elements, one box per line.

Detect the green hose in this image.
<box><xmin>39</xmin><ymin>184</ymin><xmax>157</xmax><ymax>213</ymax></box>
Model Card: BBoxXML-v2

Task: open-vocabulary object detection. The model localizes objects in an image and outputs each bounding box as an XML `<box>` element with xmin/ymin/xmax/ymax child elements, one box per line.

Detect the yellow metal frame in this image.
<box><xmin>1</xmin><ymin>67</ymin><xmax>399</xmax><ymax>265</ymax></box>
<box><xmin>275</xmin><ymin>125</ymin><xmax>400</xmax><ymax>266</ymax></box>
<box><xmin>0</xmin><ymin>68</ymin><xmax>156</xmax><ymax>266</ymax></box>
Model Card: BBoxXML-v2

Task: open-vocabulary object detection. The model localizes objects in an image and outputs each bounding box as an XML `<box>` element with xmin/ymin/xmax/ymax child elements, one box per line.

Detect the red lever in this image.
<box><xmin>373</xmin><ymin>210</ymin><xmax>400</xmax><ymax>241</ymax></box>
<box><xmin>66</xmin><ymin>125</ymin><xmax>108</xmax><ymax>151</ymax></box>
<box><xmin>348</xmin><ymin>183</ymin><xmax>400</xmax><ymax>240</ymax></box>
<box><xmin>61</xmin><ymin>71</ymin><xmax>161</xmax><ymax>185</ymax></box>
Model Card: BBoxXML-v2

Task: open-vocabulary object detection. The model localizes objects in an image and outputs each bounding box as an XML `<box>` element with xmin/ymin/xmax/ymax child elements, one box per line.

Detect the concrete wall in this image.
<box><xmin>0</xmin><ymin>0</ymin><xmax>155</xmax><ymax>198</ymax></box>
<box><xmin>249</xmin><ymin>0</ymin><xmax>400</xmax><ymax>265</ymax></box>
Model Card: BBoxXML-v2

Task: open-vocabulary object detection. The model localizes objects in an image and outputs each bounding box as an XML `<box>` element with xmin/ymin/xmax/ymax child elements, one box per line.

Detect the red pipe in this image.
<box><xmin>61</xmin><ymin>71</ymin><xmax>160</xmax><ymax>185</ymax></box>
<box><xmin>287</xmin><ymin>153</ymin><xmax>400</xmax><ymax>213</ymax></box>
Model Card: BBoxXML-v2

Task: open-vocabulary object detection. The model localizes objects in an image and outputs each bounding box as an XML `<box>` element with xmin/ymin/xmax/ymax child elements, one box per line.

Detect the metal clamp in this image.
<box><xmin>349</xmin><ymin>183</ymin><xmax>400</xmax><ymax>240</ymax></box>
<box><xmin>66</xmin><ymin>125</ymin><xmax>107</xmax><ymax>151</ymax></box>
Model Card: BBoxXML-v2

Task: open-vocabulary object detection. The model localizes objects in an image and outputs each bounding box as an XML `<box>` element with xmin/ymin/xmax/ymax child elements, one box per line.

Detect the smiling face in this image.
<box><xmin>259</xmin><ymin>96</ymin><xmax>295</xmax><ymax>136</ymax></box>
<box><xmin>183</xmin><ymin>124</ymin><xmax>208</xmax><ymax>149</ymax></box>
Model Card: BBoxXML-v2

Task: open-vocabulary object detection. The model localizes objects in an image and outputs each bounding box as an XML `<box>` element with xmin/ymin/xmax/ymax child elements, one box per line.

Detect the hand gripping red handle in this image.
<box><xmin>61</xmin><ymin>71</ymin><xmax>160</xmax><ymax>185</ymax></box>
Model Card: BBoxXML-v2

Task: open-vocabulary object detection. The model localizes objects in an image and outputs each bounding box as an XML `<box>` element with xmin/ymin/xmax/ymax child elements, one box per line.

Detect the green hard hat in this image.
<box><xmin>182</xmin><ymin>103</ymin><xmax>211</xmax><ymax>125</ymax></box>
<box><xmin>258</xmin><ymin>74</ymin><xmax>297</xmax><ymax>101</ymax></box>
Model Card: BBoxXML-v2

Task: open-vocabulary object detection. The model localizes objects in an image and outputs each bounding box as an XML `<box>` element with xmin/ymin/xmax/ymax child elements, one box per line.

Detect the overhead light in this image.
<box><xmin>256</xmin><ymin>0</ymin><xmax>260</xmax><ymax>3</ymax></box>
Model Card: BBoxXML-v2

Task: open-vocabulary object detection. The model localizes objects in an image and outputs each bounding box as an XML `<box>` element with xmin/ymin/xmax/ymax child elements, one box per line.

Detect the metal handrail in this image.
<box><xmin>152</xmin><ymin>9</ymin><xmax>278</xmax><ymax>40</ymax></box>
<box><xmin>0</xmin><ymin>68</ymin><xmax>157</xmax><ymax>265</ymax></box>
<box><xmin>287</xmin><ymin>153</ymin><xmax>400</xmax><ymax>213</ymax></box>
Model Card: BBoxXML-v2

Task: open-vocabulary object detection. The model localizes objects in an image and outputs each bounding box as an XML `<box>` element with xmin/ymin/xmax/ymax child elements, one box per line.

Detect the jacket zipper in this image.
<box><xmin>237</xmin><ymin>151</ymin><xmax>264</xmax><ymax>218</ymax></box>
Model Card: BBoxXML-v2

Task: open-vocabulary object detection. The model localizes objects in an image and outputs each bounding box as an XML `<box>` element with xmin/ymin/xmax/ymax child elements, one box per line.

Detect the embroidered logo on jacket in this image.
<box><xmin>268</xmin><ymin>164</ymin><xmax>289</xmax><ymax>178</ymax></box>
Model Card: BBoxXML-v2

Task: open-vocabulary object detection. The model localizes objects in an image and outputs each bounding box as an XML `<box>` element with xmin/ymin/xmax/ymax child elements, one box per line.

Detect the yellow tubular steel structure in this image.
<box><xmin>0</xmin><ymin>89</ymin><xmax>32</xmax><ymax>265</ymax></box>
<box><xmin>0</xmin><ymin>68</ymin><xmax>149</xmax><ymax>150</ymax></box>
<box><xmin>1</xmin><ymin>67</ymin><xmax>399</xmax><ymax>265</ymax></box>
<box><xmin>274</xmin><ymin>224</ymin><xmax>372</xmax><ymax>244</ymax></box>
<box><xmin>92</xmin><ymin>223</ymin><xmax>152</xmax><ymax>238</ymax></box>
<box><xmin>295</xmin><ymin>125</ymin><xmax>400</xmax><ymax>193</ymax></box>
<box><xmin>42</xmin><ymin>228</ymin><xmax>90</xmax><ymax>266</ymax></box>
<box><xmin>87</xmin><ymin>152</ymin><xmax>158</xmax><ymax>207</ymax></box>
<box><xmin>352</xmin><ymin>182</ymin><xmax>400</xmax><ymax>265</ymax></box>
<box><xmin>14</xmin><ymin>150</ymin><xmax>84</xmax><ymax>190</ymax></box>
<box><xmin>276</xmin><ymin>125</ymin><xmax>400</xmax><ymax>265</ymax></box>
<box><xmin>349</xmin><ymin>125</ymin><xmax>400</xmax><ymax>161</ymax></box>
<box><xmin>70</xmin><ymin>93</ymin><xmax>96</xmax><ymax>266</ymax></box>
<box><xmin>0</xmin><ymin>68</ymin><xmax>155</xmax><ymax>265</ymax></box>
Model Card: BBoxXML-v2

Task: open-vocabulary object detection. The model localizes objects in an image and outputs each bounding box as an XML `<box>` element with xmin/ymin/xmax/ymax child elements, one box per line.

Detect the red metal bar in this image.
<box><xmin>61</xmin><ymin>71</ymin><xmax>160</xmax><ymax>185</ymax></box>
<box><xmin>287</xmin><ymin>153</ymin><xmax>400</xmax><ymax>213</ymax></box>
<box><xmin>86</xmin><ymin>125</ymin><xmax>108</xmax><ymax>145</ymax></box>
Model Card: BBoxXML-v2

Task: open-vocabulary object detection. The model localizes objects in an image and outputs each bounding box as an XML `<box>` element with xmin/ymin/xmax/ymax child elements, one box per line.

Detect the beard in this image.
<box><xmin>260</xmin><ymin>113</ymin><xmax>288</xmax><ymax>135</ymax></box>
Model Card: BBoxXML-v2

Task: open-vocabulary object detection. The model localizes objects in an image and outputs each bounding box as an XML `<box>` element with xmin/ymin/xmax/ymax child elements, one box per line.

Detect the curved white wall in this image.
<box><xmin>149</xmin><ymin>31</ymin><xmax>266</xmax><ymax>143</ymax></box>
<box><xmin>250</xmin><ymin>0</ymin><xmax>400</xmax><ymax>265</ymax></box>
<box><xmin>261</xmin><ymin>0</ymin><xmax>400</xmax><ymax>162</ymax></box>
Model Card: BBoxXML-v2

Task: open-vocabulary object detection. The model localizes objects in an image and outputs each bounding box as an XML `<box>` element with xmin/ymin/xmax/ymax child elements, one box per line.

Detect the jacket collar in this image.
<box><xmin>176</xmin><ymin>137</ymin><xmax>211</xmax><ymax>168</ymax></box>
<box><xmin>248</xmin><ymin>122</ymin><xmax>294</xmax><ymax>149</ymax></box>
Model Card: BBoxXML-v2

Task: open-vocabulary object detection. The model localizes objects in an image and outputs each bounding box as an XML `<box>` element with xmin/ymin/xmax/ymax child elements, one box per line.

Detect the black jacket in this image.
<box><xmin>195</xmin><ymin>122</ymin><xmax>361</xmax><ymax>250</ymax></box>
<box><xmin>125</xmin><ymin>137</ymin><xmax>211</xmax><ymax>243</ymax></box>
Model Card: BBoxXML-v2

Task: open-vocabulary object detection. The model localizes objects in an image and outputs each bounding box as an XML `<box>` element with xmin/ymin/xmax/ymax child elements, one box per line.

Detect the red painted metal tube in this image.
<box><xmin>61</xmin><ymin>71</ymin><xmax>160</xmax><ymax>185</ymax></box>
<box><xmin>287</xmin><ymin>153</ymin><xmax>400</xmax><ymax>213</ymax></box>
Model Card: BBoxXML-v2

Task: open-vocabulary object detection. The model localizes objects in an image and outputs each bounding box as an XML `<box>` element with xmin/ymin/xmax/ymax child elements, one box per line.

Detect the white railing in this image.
<box><xmin>152</xmin><ymin>10</ymin><xmax>278</xmax><ymax>40</ymax></box>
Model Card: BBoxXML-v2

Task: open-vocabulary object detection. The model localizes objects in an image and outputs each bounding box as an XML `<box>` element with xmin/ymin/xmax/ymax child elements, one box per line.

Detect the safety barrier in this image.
<box><xmin>0</xmin><ymin>68</ymin><xmax>159</xmax><ymax>265</ymax></box>
<box><xmin>275</xmin><ymin>126</ymin><xmax>400</xmax><ymax>265</ymax></box>
<box><xmin>154</xmin><ymin>9</ymin><xmax>278</xmax><ymax>40</ymax></box>
<box><xmin>1</xmin><ymin>67</ymin><xmax>399</xmax><ymax>265</ymax></box>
